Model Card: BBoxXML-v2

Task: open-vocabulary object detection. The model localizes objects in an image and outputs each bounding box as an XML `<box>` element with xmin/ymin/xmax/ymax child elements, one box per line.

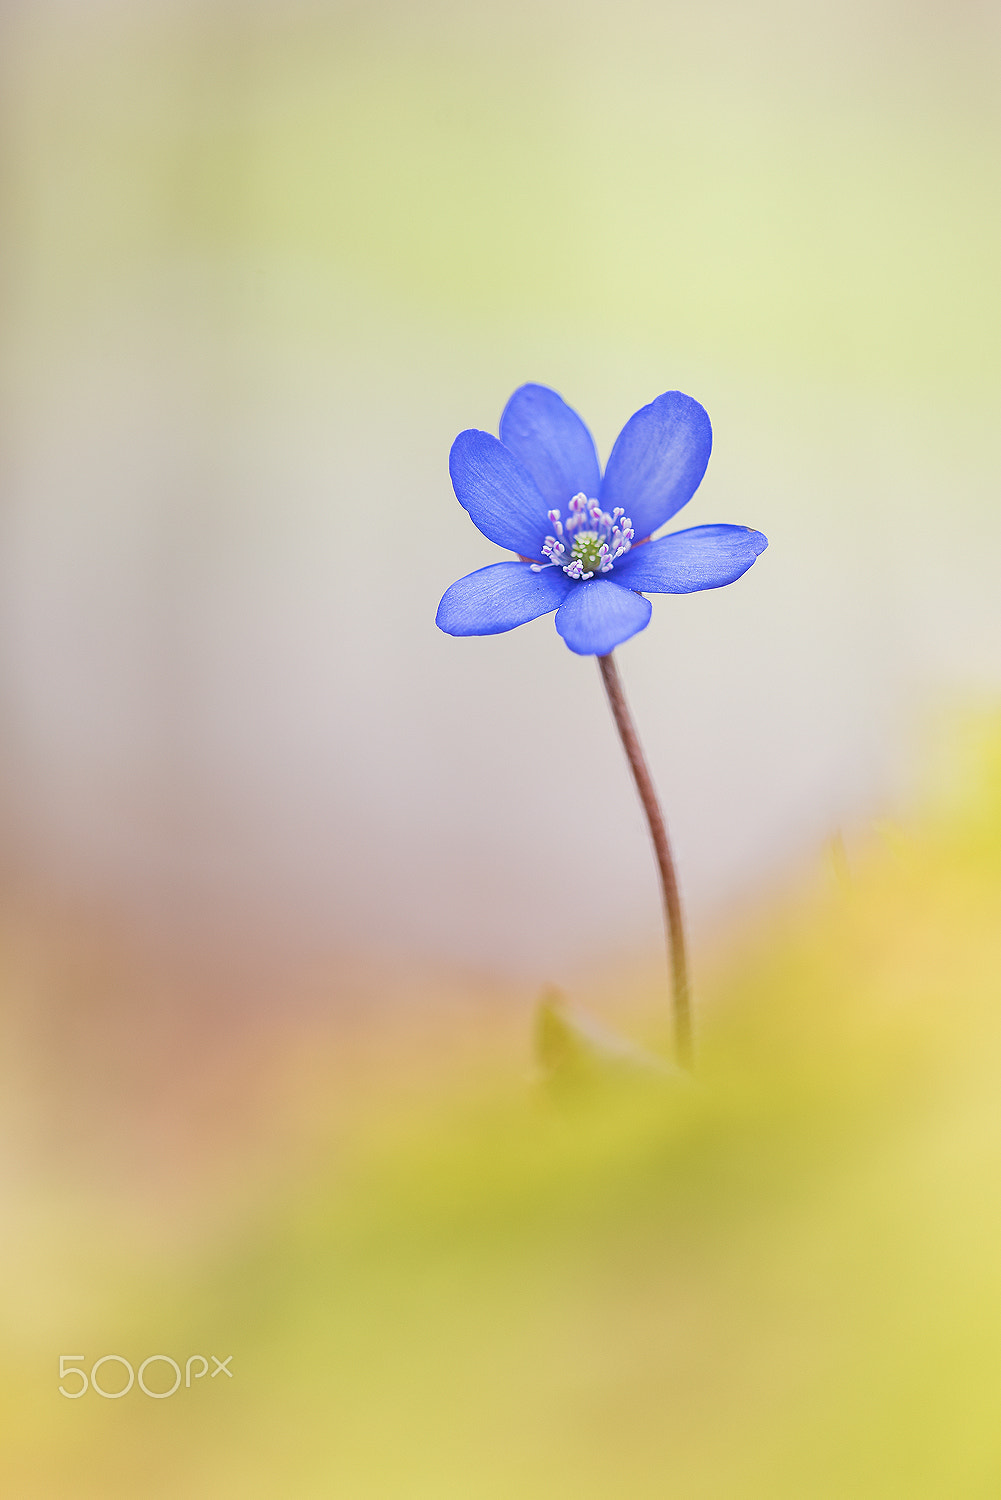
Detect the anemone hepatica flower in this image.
<box><xmin>436</xmin><ymin>384</ymin><xmax>767</xmax><ymax>1069</ymax></box>
<box><xmin>436</xmin><ymin>385</ymin><xmax>767</xmax><ymax>656</ymax></box>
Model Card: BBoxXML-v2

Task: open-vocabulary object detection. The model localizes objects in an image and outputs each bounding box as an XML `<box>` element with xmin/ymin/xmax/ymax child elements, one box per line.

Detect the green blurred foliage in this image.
<box><xmin>7</xmin><ymin>709</ymin><xmax>1001</xmax><ymax>1496</ymax></box>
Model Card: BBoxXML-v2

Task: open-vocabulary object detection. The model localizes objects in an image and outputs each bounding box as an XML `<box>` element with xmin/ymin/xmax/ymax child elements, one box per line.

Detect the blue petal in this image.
<box><xmin>498</xmin><ymin>384</ymin><xmax>601</xmax><ymax>513</ymax></box>
<box><xmin>599</xmin><ymin>391</ymin><xmax>713</xmax><ymax>540</ymax></box>
<box><xmin>436</xmin><ymin>561</ymin><xmax>574</xmax><ymax>636</ymax></box>
<box><xmin>554</xmin><ymin>580</ymin><xmax>653</xmax><ymax>656</ymax></box>
<box><xmin>612</xmin><ymin>524</ymin><xmax>768</xmax><ymax>592</ymax></box>
<box><xmin>449</xmin><ymin>430</ymin><xmax>551</xmax><ymax>558</ymax></box>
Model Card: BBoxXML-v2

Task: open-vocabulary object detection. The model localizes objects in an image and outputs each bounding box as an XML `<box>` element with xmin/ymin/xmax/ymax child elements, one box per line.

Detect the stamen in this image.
<box><xmin>529</xmin><ymin>493</ymin><xmax>634</xmax><ymax>578</ymax></box>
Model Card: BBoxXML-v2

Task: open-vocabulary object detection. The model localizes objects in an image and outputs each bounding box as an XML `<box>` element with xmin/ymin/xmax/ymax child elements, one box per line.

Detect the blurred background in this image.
<box><xmin>1</xmin><ymin>0</ymin><xmax>1001</xmax><ymax>1493</ymax></box>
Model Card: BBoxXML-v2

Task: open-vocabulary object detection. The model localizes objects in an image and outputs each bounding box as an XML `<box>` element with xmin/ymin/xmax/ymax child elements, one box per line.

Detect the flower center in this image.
<box><xmin>530</xmin><ymin>494</ymin><xmax>635</xmax><ymax>581</ymax></box>
<box><xmin>571</xmin><ymin>530</ymin><xmax>604</xmax><ymax>574</ymax></box>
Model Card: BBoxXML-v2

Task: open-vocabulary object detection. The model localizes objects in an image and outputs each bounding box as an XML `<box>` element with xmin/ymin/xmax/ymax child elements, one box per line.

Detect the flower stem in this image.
<box><xmin>597</xmin><ymin>652</ymin><xmax>692</xmax><ymax>1071</ymax></box>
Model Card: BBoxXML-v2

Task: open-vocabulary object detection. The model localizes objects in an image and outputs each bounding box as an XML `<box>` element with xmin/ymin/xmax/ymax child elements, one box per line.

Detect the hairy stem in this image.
<box><xmin>597</xmin><ymin>652</ymin><xmax>692</xmax><ymax>1070</ymax></box>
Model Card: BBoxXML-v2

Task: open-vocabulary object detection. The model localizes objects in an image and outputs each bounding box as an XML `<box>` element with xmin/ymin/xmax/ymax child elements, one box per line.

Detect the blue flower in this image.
<box><xmin>436</xmin><ymin>385</ymin><xmax>768</xmax><ymax>656</ymax></box>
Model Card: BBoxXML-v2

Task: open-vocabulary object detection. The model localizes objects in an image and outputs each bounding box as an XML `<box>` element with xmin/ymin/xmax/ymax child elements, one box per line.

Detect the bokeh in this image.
<box><xmin>1</xmin><ymin>0</ymin><xmax>1000</xmax><ymax>1493</ymax></box>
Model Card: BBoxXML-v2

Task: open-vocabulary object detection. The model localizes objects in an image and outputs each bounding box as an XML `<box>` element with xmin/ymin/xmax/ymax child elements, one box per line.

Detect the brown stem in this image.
<box><xmin>597</xmin><ymin>652</ymin><xmax>692</xmax><ymax>1070</ymax></box>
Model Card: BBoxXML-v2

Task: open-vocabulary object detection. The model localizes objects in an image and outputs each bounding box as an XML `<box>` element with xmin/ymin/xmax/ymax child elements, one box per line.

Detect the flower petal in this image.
<box><xmin>498</xmin><ymin>384</ymin><xmax>601</xmax><ymax>513</ymax></box>
<box><xmin>612</xmin><ymin>524</ymin><xmax>768</xmax><ymax>593</ymax></box>
<box><xmin>449</xmin><ymin>429</ymin><xmax>551</xmax><ymax>558</ymax></box>
<box><xmin>436</xmin><ymin>561</ymin><xmax>574</xmax><ymax>636</ymax></box>
<box><xmin>599</xmin><ymin>391</ymin><xmax>712</xmax><ymax>540</ymax></box>
<box><xmin>554</xmin><ymin>580</ymin><xmax>653</xmax><ymax>656</ymax></box>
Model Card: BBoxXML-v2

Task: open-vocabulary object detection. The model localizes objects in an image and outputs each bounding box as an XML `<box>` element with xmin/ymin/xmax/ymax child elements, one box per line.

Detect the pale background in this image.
<box><xmin>1</xmin><ymin>0</ymin><xmax>998</xmax><ymax>992</ymax></box>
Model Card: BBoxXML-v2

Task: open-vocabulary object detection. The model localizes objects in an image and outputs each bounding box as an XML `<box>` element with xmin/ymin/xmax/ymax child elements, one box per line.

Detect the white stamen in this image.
<box><xmin>529</xmin><ymin>493</ymin><xmax>634</xmax><ymax>578</ymax></box>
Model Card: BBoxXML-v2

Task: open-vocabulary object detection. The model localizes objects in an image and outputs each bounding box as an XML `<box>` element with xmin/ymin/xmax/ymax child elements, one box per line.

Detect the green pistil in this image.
<box><xmin>571</xmin><ymin>531</ymin><xmax>604</xmax><ymax>574</ymax></box>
